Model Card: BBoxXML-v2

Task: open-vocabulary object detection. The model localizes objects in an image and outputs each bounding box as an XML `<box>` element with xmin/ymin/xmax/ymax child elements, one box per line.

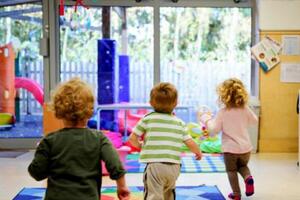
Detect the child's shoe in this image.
<box><xmin>228</xmin><ymin>193</ymin><xmax>241</xmax><ymax>200</ymax></box>
<box><xmin>245</xmin><ymin>175</ymin><xmax>254</xmax><ymax>196</ymax></box>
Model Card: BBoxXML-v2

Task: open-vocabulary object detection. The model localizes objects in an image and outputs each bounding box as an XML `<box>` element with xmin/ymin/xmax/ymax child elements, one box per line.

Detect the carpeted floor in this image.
<box><xmin>125</xmin><ymin>153</ymin><xmax>225</xmax><ymax>173</ymax></box>
<box><xmin>13</xmin><ymin>185</ymin><xmax>225</xmax><ymax>200</ymax></box>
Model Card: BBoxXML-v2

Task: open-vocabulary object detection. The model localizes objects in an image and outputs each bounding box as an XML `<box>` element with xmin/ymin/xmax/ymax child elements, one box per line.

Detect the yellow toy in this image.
<box><xmin>183</xmin><ymin>105</ymin><xmax>221</xmax><ymax>153</ymax></box>
<box><xmin>185</xmin><ymin>122</ymin><xmax>217</xmax><ymax>142</ymax></box>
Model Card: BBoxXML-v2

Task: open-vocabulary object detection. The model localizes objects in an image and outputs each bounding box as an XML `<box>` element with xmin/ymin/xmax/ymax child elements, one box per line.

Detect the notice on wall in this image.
<box><xmin>280</xmin><ymin>63</ymin><xmax>300</xmax><ymax>83</ymax></box>
<box><xmin>251</xmin><ymin>36</ymin><xmax>282</xmax><ymax>73</ymax></box>
<box><xmin>282</xmin><ymin>35</ymin><xmax>300</xmax><ymax>55</ymax></box>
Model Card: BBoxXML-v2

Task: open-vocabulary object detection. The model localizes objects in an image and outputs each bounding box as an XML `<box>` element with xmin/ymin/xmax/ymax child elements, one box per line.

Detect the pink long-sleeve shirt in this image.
<box><xmin>200</xmin><ymin>106</ymin><xmax>258</xmax><ymax>154</ymax></box>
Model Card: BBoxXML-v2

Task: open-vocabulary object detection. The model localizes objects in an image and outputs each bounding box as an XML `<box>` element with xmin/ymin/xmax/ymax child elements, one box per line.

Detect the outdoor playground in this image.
<box><xmin>0</xmin><ymin>43</ymin><xmax>43</xmax><ymax>138</ymax></box>
<box><xmin>0</xmin><ymin>39</ymin><xmax>222</xmax><ymax>155</ymax></box>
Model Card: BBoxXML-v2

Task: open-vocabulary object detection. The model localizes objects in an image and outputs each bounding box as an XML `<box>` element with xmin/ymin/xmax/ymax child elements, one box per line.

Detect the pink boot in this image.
<box><xmin>228</xmin><ymin>193</ymin><xmax>241</xmax><ymax>200</ymax></box>
<box><xmin>245</xmin><ymin>176</ymin><xmax>254</xmax><ymax>196</ymax></box>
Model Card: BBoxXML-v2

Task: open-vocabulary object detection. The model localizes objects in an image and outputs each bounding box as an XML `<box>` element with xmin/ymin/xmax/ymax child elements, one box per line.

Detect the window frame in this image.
<box><xmin>44</xmin><ymin>0</ymin><xmax>257</xmax><ymax>101</ymax></box>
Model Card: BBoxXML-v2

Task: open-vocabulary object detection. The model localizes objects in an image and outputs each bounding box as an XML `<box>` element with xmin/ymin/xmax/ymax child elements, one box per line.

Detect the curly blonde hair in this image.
<box><xmin>217</xmin><ymin>78</ymin><xmax>248</xmax><ymax>108</ymax></box>
<box><xmin>49</xmin><ymin>77</ymin><xmax>94</xmax><ymax>125</ymax></box>
<box><xmin>150</xmin><ymin>82</ymin><xmax>178</xmax><ymax>113</ymax></box>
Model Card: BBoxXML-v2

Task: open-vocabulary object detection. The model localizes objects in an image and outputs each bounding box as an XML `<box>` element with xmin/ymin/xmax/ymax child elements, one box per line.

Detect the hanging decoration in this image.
<box><xmin>59</xmin><ymin>0</ymin><xmax>65</xmax><ymax>16</ymax></box>
<box><xmin>74</xmin><ymin>0</ymin><xmax>89</xmax><ymax>13</ymax></box>
<box><xmin>59</xmin><ymin>0</ymin><xmax>89</xmax><ymax>16</ymax></box>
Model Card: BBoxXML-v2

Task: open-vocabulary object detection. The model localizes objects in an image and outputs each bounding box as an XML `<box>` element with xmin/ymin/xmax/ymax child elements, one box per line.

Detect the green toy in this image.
<box><xmin>183</xmin><ymin>122</ymin><xmax>221</xmax><ymax>153</ymax></box>
<box><xmin>0</xmin><ymin>113</ymin><xmax>14</xmax><ymax>129</ymax></box>
<box><xmin>186</xmin><ymin>122</ymin><xmax>218</xmax><ymax>141</ymax></box>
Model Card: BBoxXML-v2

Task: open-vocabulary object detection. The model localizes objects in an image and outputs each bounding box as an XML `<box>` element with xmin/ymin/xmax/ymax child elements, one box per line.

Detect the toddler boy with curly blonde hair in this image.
<box><xmin>28</xmin><ymin>77</ymin><xmax>130</xmax><ymax>200</ymax></box>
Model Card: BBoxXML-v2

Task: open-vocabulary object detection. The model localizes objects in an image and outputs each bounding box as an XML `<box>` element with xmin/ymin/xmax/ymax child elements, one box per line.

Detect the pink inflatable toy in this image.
<box><xmin>102</xmin><ymin>130</ymin><xmax>123</xmax><ymax>148</ymax></box>
<box><xmin>102</xmin><ymin>146</ymin><xmax>130</xmax><ymax>175</ymax></box>
<box><xmin>117</xmin><ymin>109</ymin><xmax>147</xmax><ymax>133</ymax></box>
<box><xmin>15</xmin><ymin>77</ymin><xmax>44</xmax><ymax>105</ymax></box>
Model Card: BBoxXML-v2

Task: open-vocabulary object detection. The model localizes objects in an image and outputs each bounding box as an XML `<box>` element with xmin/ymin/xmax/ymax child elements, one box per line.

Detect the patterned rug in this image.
<box><xmin>126</xmin><ymin>153</ymin><xmax>225</xmax><ymax>173</ymax></box>
<box><xmin>13</xmin><ymin>185</ymin><xmax>225</xmax><ymax>200</ymax></box>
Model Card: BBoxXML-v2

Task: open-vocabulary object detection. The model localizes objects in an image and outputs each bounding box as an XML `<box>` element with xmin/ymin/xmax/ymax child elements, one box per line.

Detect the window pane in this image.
<box><xmin>160</xmin><ymin>7</ymin><xmax>251</xmax><ymax>121</ymax></box>
<box><xmin>59</xmin><ymin>7</ymin><xmax>153</xmax><ymax>103</ymax></box>
<box><xmin>59</xmin><ymin>6</ymin><xmax>153</xmax><ymax>132</ymax></box>
<box><xmin>0</xmin><ymin>4</ymin><xmax>43</xmax><ymax>138</ymax></box>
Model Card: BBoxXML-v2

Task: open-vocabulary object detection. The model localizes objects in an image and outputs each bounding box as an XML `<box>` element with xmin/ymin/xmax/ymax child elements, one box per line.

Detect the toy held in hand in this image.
<box><xmin>197</xmin><ymin>105</ymin><xmax>214</xmax><ymax>127</ymax></box>
<box><xmin>197</xmin><ymin>105</ymin><xmax>212</xmax><ymax>119</ymax></box>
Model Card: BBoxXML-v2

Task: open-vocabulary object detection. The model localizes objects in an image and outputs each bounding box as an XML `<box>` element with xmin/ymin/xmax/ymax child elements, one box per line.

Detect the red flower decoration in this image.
<box><xmin>74</xmin><ymin>0</ymin><xmax>89</xmax><ymax>12</ymax></box>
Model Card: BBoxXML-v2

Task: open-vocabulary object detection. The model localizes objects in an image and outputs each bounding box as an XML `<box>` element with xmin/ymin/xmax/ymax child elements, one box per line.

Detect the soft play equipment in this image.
<box><xmin>15</xmin><ymin>77</ymin><xmax>44</xmax><ymax>105</ymax></box>
<box><xmin>117</xmin><ymin>108</ymin><xmax>147</xmax><ymax>153</ymax></box>
<box><xmin>0</xmin><ymin>43</ymin><xmax>44</xmax><ymax>129</ymax></box>
<box><xmin>97</xmin><ymin>39</ymin><xmax>117</xmax><ymax>130</ymax></box>
<box><xmin>0</xmin><ymin>113</ymin><xmax>15</xmax><ymax>129</ymax></box>
<box><xmin>100</xmin><ymin>131</ymin><xmax>130</xmax><ymax>175</ymax></box>
<box><xmin>97</xmin><ymin>40</ymin><xmax>130</xmax><ymax>131</ymax></box>
<box><xmin>100</xmin><ymin>146</ymin><xmax>131</xmax><ymax>175</ymax></box>
<box><xmin>102</xmin><ymin>130</ymin><xmax>123</xmax><ymax>149</ymax></box>
<box><xmin>0</xmin><ymin>43</ymin><xmax>16</xmax><ymax>114</ymax></box>
<box><xmin>118</xmin><ymin>55</ymin><xmax>130</xmax><ymax>103</ymax></box>
<box><xmin>87</xmin><ymin>113</ymin><xmax>97</xmax><ymax>129</ymax></box>
<box><xmin>43</xmin><ymin>104</ymin><xmax>64</xmax><ymax>135</ymax></box>
<box><xmin>117</xmin><ymin>109</ymin><xmax>147</xmax><ymax>133</ymax></box>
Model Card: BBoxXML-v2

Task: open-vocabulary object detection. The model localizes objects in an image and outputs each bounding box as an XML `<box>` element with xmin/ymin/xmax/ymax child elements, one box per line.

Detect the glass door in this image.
<box><xmin>0</xmin><ymin>3</ymin><xmax>44</xmax><ymax>139</ymax></box>
<box><xmin>59</xmin><ymin>6</ymin><xmax>153</xmax><ymax>102</ymax></box>
<box><xmin>58</xmin><ymin>4</ymin><xmax>154</xmax><ymax>131</ymax></box>
<box><xmin>160</xmin><ymin>7</ymin><xmax>252</xmax><ymax>121</ymax></box>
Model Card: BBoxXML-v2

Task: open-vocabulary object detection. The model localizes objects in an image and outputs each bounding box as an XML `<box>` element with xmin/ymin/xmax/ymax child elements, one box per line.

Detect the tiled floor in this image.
<box><xmin>0</xmin><ymin>151</ymin><xmax>299</xmax><ymax>200</ymax></box>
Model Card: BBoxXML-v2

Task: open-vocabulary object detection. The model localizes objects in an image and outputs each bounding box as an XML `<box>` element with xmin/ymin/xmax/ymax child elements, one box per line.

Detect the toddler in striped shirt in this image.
<box><xmin>129</xmin><ymin>82</ymin><xmax>202</xmax><ymax>200</ymax></box>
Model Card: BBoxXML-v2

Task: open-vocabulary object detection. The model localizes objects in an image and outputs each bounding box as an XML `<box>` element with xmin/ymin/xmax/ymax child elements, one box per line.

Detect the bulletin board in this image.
<box><xmin>259</xmin><ymin>31</ymin><xmax>300</xmax><ymax>152</ymax></box>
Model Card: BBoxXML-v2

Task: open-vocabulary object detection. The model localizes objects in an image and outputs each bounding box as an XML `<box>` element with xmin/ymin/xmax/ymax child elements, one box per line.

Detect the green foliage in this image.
<box><xmin>59</xmin><ymin>7</ymin><xmax>251</xmax><ymax>63</ymax></box>
<box><xmin>0</xmin><ymin>5</ymin><xmax>42</xmax><ymax>61</ymax></box>
<box><xmin>160</xmin><ymin>7</ymin><xmax>251</xmax><ymax>62</ymax></box>
<box><xmin>1</xmin><ymin>5</ymin><xmax>251</xmax><ymax>64</ymax></box>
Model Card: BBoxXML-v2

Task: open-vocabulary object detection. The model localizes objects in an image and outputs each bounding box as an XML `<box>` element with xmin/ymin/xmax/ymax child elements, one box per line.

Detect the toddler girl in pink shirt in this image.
<box><xmin>198</xmin><ymin>78</ymin><xmax>258</xmax><ymax>200</ymax></box>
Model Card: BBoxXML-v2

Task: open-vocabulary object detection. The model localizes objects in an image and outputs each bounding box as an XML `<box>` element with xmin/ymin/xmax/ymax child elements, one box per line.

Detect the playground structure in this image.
<box><xmin>0</xmin><ymin>43</ymin><xmax>44</xmax><ymax>129</ymax></box>
<box><xmin>1</xmin><ymin>41</ymin><xmax>222</xmax><ymax>153</ymax></box>
<box><xmin>117</xmin><ymin>108</ymin><xmax>148</xmax><ymax>133</ymax></box>
<box><xmin>95</xmin><ymin>40</ymin><xmax>222</xmax><ymax>153</ymax></box>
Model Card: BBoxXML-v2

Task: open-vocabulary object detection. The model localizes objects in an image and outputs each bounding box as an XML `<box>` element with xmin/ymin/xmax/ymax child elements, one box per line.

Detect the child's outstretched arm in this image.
<box><xmin>128</xmin><ymin>132</ymin><xmax>142</xmax><ymax>149</ymax></box>
<box><xmin>198</xmin><ymin>110</ymin><xmax>223</xmax><ymax>134</ymax></box>
<box><xmin>184</xmin><ymin>139</ymin><xmax>202</xmax><ymax>160</ymax></box>
<box><xmin>129</xmin><ymin>118</ymin><xmax>146</xmax><ymax>149</ymax></box>
<box><xmin>99</xmin><ymin>133</ymin><xmax>130</xmax><ymax>199</ymax></box>
<box><xmin>28</xmin><ymin>138</ymin><xmax>50</xmax><ymax>181</ymax></box>
<box><xmin>116</xmin><ymin>175</ymin><xmax>130</xmax><ymax>200</ymax></box>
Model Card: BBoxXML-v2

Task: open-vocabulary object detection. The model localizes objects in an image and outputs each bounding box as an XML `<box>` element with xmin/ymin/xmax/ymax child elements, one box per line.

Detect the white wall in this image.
<box><xmin>259</xmin><ymin>0</ymin><xmax>300</xmax><ymax>30</ymax></box>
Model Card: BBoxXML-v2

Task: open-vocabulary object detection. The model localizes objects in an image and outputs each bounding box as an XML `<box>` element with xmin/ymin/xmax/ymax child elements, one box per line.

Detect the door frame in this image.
<box><xmin>46</xmin><ymin>0</ymin><xmax>257</xmax><ymax>102</ymax></box>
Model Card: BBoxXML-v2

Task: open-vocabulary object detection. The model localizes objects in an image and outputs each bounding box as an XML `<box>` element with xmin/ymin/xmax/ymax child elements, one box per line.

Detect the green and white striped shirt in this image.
<box><xmin>133</xmin><ymin>112</ymin><xmax>191</xmax><ymax>164</ymax></box>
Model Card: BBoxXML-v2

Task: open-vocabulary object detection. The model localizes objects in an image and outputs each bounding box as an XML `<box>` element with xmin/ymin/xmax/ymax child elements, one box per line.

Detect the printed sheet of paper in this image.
<box><xmin>280</xmin><ymin>63</ymin><xmax>300</xmax><ymax>83</ymax></box>
<box><xmin>282</xmin><ymin>35</ymin><xmax>300</xmax><ymax>55</ymax></box>
<box><xmin>251</xmin><ymin>37</ymin><xmax>282</xmax><ymax>72</ymax></box>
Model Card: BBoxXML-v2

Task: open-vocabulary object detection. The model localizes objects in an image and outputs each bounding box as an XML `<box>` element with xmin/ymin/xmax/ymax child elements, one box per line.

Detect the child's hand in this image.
<box><xmin>139</xmin><ymin>140</ymin><xmax>144</xmax><ymax>148</ymax></box>
<box><xmin>195</xmin><ymin>151</ymin><xmax>202</xmax><ymax>160</ymax></box>
<box><xmin>117</xmin><ymin>186</ymin><xmax>130</xmax><ymax>200</ymax></box>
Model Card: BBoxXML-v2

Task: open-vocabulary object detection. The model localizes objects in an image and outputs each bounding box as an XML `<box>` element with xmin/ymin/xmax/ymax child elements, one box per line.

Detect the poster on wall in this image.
<box><xmin>251</xmin><ymin>36</ymin><xmax>282</xmax><ymax>72</ymax></box>
<box><xmin>280</xmin><ymin>63</ymin><xmax>300</xmax><ymax>83</ymax></box>
<box><xmin>282</xmin><ymin>35</ymin><xmax>300</xmax><ymax>55</ymax></box>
